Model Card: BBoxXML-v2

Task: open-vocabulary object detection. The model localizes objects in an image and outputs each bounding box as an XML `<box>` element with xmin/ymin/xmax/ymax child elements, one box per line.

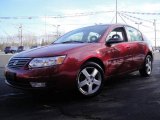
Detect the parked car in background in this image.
<box><xmin>4</xmin><ymin>46</ymin><xmax>17</xmax><ymax>54</ymax></box>
<box><xmin>16</xmin><ymin>46</ymin><xmax>24</xmax><ymax>53</ymax></box>
<box><xmin>4</xmin><ymin>24</ymin><xmax>154</xmax><ymax>97</ymax></box>
<box><xmin>155</xmin><ymin>47</ymin><xmax>160</xmax><ymax>52</ymax></box>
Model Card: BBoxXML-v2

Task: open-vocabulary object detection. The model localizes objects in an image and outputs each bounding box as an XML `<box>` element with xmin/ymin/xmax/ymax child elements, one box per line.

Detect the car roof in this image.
<box><xmin>84</xmin><ymin>24</ymin><xmax>133</xmax><ymax>30</ymax></box>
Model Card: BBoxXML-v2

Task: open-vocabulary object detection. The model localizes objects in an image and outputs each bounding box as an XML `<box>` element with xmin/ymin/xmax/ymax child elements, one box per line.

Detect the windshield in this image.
<box><xmin>54</xmin><ymin>25</ymin><xmax>108</xmax><ymax>44</ymax></box>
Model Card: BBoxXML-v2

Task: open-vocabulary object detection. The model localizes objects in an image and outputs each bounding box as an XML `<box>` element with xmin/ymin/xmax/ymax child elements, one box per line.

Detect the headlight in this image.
<box><xmin>29</xmin><ymin>55</ymin><xmax>66</xmax><ymax>68</ymax></box>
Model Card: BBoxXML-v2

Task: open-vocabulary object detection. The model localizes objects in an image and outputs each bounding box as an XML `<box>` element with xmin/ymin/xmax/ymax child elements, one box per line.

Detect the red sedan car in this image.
<box><xmin>5</xmin><ymin>24</ymin><xmax>153</xmax><ymax>97</ymax></box>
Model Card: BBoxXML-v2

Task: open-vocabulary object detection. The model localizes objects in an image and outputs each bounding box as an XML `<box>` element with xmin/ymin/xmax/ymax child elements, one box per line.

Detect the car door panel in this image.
<box><xmin>105</xmin><ymin>42</ymin><xmax>132</xmax><ymax>76</ymax></box>
<box><xmin>125</xmin><ymin>26</ymin><xmax>146</xmax><ymax>70</ymax></box>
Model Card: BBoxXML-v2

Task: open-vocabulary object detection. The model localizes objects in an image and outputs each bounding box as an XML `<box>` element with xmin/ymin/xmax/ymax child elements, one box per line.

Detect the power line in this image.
<box><xmin>120</xmin><ymin>13</ymin><xmax>138</xmax><ymax>23</ymax></box>
<box><xmin>120</xmin><ymin>12</ymin><xmax>153</xmax><ymax>23</ymax></box>
<box><xmin>118</xmin><ymin>12</ymin><xmax>127</xmax><ymax>24</ymax></box>
<box><xmin>120</xmin><ymin>13</ymin><xmax>154</xmax><ymax>29</ymax></box>
<box><xmin>120</xmin><ymin>11</ymin><xmax>160</xmax><ymax>15</ymax></box>
<box><xmin>120</xmin><ymin>13</ymin><xmax>160</xmax><ymax>31</ymax></box>
<box><xmin>110</xmin><ymin>14</ymin><xmax>116</xmax><ymax>24</ymax></box>
<box><xmin>0</xmin><ymin>11</ymin><xmax>114</xmax><ymax>19</ymax></box>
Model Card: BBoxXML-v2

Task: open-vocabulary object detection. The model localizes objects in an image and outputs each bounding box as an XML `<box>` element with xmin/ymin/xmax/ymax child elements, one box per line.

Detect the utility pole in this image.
<box><xmin>153</xmin><ymin>19</ymin><xmax>157</xmax><ymax>49</ymax></box>
<box><xmin>19</xmin><ymin>24</ymin><xmax>23</xmax><ymax>46</ymax></box>
<box><xmin>116</xmin><ymin>0</ymin><xmax>118</xmax><ymax>24</ymax></box>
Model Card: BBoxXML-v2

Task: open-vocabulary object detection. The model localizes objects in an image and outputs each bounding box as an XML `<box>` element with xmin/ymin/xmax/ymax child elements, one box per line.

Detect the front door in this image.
<box><xmin>105</xmin><ymin>27</ymin><xmax>132</xmax><ymax>76</ymax></box>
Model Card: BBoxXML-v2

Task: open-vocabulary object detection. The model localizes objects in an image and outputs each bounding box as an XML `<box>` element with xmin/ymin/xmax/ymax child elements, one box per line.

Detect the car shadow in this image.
<box><xmin>24</xmin><ymin>71</ymin><xmax>147</xmax><ymax>103</ymax></box>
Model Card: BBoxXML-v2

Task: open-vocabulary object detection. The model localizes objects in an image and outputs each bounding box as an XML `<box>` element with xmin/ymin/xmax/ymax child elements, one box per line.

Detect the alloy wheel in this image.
<box><xmin>145</xmin><ymin>56</ymin><xmax>152</xmax><ymax>75</ymax></box>
<box><xmin>77</xmin><ymin>66</ymin><xmax>102</xmax><ymax>96</ymax></box>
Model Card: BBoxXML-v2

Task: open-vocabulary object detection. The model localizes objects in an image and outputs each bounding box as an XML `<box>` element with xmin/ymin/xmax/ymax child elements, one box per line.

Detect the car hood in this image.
<box><xmin>13</xmin><ymin>43</ymin><xmax>89</xmax><ymax>58</ymax></box>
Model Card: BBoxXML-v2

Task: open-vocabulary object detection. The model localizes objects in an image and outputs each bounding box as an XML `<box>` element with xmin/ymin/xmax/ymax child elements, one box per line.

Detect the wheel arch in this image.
<box><xmin>147</xmin><ymin>51</ymin><xmax>154</xmax><ymax>61</ymax></box>
<box><xmin>82</xmin><ymin>57</ymin><xmax>105</xmax><ymax>72</ymax></box>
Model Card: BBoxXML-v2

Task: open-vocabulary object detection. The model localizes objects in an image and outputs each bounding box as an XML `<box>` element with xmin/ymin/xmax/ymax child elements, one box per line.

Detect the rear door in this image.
<box><xmin>125</xmin><ymin>26</ymin><xmax>145</xmax><ymax>70</ymax></box>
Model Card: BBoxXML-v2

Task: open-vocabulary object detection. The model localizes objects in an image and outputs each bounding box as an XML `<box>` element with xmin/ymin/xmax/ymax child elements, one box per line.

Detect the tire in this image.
<box><xmin>76</xmin><ymin>62</ymin><xmax>104</xmax><ymax>97</ymax></box>
<box><xmin>139</xmin><ymin>55</ymin><xmax>152</xmax><ymax>77</ymax></box>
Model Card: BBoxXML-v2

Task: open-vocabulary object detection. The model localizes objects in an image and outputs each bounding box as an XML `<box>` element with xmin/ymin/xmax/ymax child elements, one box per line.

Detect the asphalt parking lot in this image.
<box><xmin>0</xmin><ymin>53</ymin><xmax>160</xmax><ymax>120</ymax></box>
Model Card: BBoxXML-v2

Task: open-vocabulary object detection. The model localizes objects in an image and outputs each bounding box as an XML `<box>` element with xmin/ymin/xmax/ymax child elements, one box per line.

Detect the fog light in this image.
<box><xmin>30</xmin><ymin>82</ymin><xmax>46</xmax><ymax>87</ymax></box>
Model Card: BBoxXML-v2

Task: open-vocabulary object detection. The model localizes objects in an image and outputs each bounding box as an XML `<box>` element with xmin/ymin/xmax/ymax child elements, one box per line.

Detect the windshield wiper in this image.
<box><xmin>61</xmin><ymin>41</ymin><xmax>85</xmax><ymax>44</ymax></box>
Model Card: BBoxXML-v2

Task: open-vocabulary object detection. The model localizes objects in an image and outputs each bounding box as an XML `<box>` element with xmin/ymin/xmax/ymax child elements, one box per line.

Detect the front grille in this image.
<box><xmin>8</xmin><ymin>57</ymin><xmax>31</xmax><ymax>69</ymax></box>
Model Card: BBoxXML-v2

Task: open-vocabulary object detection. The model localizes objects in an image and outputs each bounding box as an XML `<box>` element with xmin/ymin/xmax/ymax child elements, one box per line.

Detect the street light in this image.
<box><xmin>53</xmin><ymin>25</ymin><xmax>60</xmax><ymax>38</ymax></box>
<box><xmin>135</xmin><ymin>22</ymin><xmax>142</xmax><ymax>30</ymax></box>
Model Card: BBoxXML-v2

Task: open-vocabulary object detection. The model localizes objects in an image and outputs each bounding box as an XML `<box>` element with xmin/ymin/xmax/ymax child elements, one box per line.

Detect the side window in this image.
<box><xmin>126</xmin><ymin>27</ymin><xmax>143</xmax><ymax>42</ymax></box>
<box><xmin>107</xmin><ymin>27</ymin><xmax>126</xmax><ymax>42</ymax></box>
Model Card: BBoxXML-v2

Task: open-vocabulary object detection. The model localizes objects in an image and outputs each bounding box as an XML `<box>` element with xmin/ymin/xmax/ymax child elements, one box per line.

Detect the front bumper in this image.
<box><xmin>5</xmin><ymin>74</ymin><xmax>56</xmax><ymax>90</ymax></box>
<box><xmin>4</xmin><ymin>65</ymin><xmax>77</xmax><ymax>90</ymax></box>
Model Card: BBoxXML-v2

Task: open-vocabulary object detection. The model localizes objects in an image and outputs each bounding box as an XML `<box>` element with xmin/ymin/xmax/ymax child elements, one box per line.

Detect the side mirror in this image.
<box><xmin>105</xmin><ymin>38</ymin><xmax>123</xmax><ymax>46</ymax></box>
